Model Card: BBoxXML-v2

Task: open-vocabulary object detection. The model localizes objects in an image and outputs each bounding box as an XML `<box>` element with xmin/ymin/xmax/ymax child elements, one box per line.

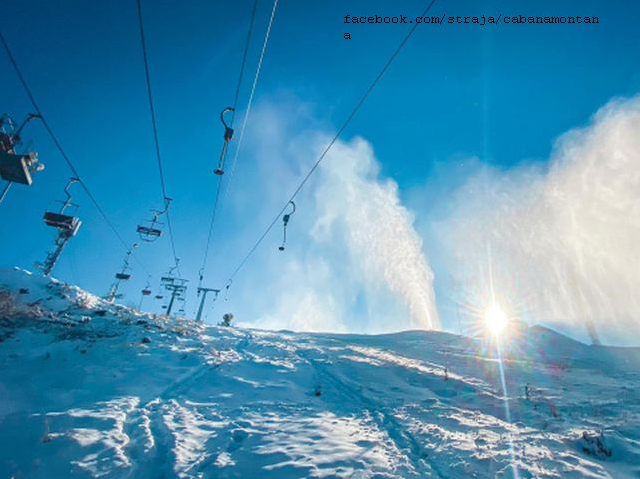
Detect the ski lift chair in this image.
<box><xmin>214</xmin><ymin>107</ymin><xmax>235</xmax><ymax>175</ymax></box>
<box><xmin>142</xmin><ymin>288</ymin><xmax>152</xmax><ymax>296</ymax></box>
<box><xmin>0</xmin><ymin>150</ymin><xmax>40</xmax><ymax>185</ymax></box>
<box><xmin>43</xmin><ymin>177</ymin><xmax>81</xmax><ymax>233</ymax></box>
<box><xmin>278</xmin><ymin>201</ymin><xmax>296</xmax><ymax>251</ymax></box>
<box><xmin>115</xmin><ymin>272</ymin><xmax>131</xmax><ymax>281</ymax></box>
<box><xmin>43</xmin><ymin>211</ymin><xmax>81</xmax><ymax>234</ymax></box>
<box><xmin>137</xmin><ymin>222</ymin><xmax>163</xmax><ymax>241</ymax></box>
<box><xmin>137</xmin><ymin>199</ymin><xmax>170</xmax><ymax>242</ymax></box>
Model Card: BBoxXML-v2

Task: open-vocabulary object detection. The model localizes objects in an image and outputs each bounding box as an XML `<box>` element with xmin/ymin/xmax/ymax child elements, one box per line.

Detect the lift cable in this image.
<box><xmin>198</xmin><ymin>0</ymin><xmax>272</xmax><ymax>285</ymax></box>
<box><xmin>224</xmin><ymin>0</ymin><xmax>438</xmax><ymax>286</ymax></box>
<box><xmin>135</xmin><ymin>0</ymin><xmax>180</xmax><ymax>271</ymax></box>
<box><xmin>222</xmin><ymin>0</ymin><xmax>280</xmax><ymax>202</ymax></box>
<box><xmin>0</xmin><ymin>28</ymin><xmax>149</xmax><ymax>274</ymax></box>
<box><xmin>229</xmin><ymin>0</ymin><xmax>260</xmax><ymax>127</ymax></box>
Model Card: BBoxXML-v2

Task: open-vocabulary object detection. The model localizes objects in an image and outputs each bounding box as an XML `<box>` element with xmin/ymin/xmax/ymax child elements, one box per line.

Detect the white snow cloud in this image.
<box><xmin>431</xmin><ymin>95</ymin><xmax>640</xmax><ymax>345</ymax></box>
<box><xmin>224</xmin><ymin>93</ymin><xmax>640</xmax><ymax>345</ymax></box>
<box><xmin>229</xmin><ymin>98</ymin><xmax>438</xmax><ymax>333</ymax></box>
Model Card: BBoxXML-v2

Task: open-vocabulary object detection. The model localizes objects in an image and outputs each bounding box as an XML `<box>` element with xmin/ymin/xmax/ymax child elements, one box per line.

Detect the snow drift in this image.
<box><xmin>2</xmin><ymin>268</ymin><xmax>640</xmax><ymax>478</ymax></box>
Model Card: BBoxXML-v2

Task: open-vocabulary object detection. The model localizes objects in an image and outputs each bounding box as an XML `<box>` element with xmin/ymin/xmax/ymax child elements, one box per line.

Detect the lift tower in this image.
<box><xmin>196</xmin><ymin>287</ymin><xmax>220</xmax><ymax>322</ymax></box>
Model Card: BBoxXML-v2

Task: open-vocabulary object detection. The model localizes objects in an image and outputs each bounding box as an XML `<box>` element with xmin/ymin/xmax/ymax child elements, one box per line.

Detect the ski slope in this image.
<box><xmin>1</xmin><ymin>268</ymin><xmax>639</xmax><ymax>478</ymax></box>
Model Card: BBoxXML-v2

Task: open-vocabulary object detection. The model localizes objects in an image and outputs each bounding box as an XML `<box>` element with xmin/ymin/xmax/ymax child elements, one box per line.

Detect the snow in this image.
<box><xmin>1</xmin><ymin>268</ymin><xmax>640</xmax><ymax>478</ymax></box>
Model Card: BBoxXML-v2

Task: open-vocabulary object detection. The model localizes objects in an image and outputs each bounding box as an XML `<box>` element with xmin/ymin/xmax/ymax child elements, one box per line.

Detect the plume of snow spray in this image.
<box><xmin>314</xmin><ymin>138</ymin><xmax>439</xmax><ymax>330</ymax></box>
<box><xmin>234</xmin><ymin>101</ymin><xmax>438</xmax><ymax>332</ymax></box>
<box><xmin>437</xmin><ymin>95</ymin><xmax>640</xmax><ymax>344</ymax></box>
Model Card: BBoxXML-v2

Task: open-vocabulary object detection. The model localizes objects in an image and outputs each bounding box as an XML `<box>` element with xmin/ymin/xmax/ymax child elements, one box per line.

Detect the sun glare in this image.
<box><xmin>485</xmin><ymin>303</ymin><xmax>508</xmax><ymax>336</ymax></box>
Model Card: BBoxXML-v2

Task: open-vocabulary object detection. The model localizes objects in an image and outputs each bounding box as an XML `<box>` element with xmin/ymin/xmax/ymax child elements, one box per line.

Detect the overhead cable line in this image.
<box><xmin>224</xmin><ymin>0</ymin><xmax>438</xmax><ymax>287</ymax></box>
<box><xmin>199</xmin><ymin>0</ymin><xmax>260</xmax><ymax>284</ymax></box>
<box><xmin>0</xmin><ymin>28</ymin><xmax>149</xmax><ymax>274</ymax></box>
<box><xmin>229</xmin><ymin>0</ymin><xmax>261</xmax><ymax>126</ymax></box>
<box><xmin>135</xmin><ymin>0</ymin><xmax>181</xmax><ymax>271</ymax></box>
<box><xmin>222</xmin><ymin>0</ymin><xmax>279</xmax><ymax>201</ymax></box>
<box><xmin>198</xmin><ymin>0</ymin><xmax>275</xmax><ymax>285</ymax></box>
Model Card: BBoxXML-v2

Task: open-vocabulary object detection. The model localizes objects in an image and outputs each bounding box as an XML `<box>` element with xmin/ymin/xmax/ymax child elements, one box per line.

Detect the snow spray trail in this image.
<box><xmin>436</xmin><ymin>95</ymin><xmax>640</xmax><ymax>343</ymax></box>
<box><xmin>315</xmin><ymin>138</ymin><xmax>439</xmax><ymax>330</ymax></box>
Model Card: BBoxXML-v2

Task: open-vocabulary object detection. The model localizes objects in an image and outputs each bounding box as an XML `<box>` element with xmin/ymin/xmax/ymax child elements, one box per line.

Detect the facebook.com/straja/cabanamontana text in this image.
<box><xmin>343</xmin><ymin>14</ymin><xmax>600</xmax><ymax>26</ymax></box>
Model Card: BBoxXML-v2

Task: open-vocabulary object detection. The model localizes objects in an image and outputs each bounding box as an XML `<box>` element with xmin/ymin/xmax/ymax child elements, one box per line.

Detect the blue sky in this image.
<box><xmin>2</xmin><ymin>0</ymin><xmax>640</xmax><ymax>337</ymax></box>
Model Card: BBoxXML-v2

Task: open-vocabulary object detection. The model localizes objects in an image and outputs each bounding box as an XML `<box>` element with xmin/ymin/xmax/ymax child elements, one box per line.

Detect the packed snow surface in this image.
<box><xmin>1</xmin><ymin>268</ymin><xmax>639</xmax><ymax>478</ymax></box>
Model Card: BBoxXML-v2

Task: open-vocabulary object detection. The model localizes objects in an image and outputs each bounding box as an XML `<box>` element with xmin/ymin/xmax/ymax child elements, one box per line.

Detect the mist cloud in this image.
<box><xmin>234</xmin><ymin>102</ymin><xmax>439</xmax><ymax>332</ymax></box>
<box><xmin>434</xmin><ymin>95</ymin><xmax>640</xmax><ymax>345</ymax></box>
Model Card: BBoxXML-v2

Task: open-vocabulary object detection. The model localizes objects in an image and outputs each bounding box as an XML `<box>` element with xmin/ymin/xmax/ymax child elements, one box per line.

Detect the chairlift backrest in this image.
<box><xmin>43</xmin><ymin>211</ymin><xmax>80</xmax><ymax>232</ymax></box>
<box><xmin>137</xmin><ymin>224</ymin><xmax>162</xmax><ymax>240</ymax></box>
<box><xmin>0</xmin><ymin>150</ymin><xmax>37</xmax><ymax>185</ymax></box>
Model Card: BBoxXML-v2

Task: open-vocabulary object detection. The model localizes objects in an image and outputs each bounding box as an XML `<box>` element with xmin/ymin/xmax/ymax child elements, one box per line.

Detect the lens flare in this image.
<box><xmin>485</xmin><ymin>303</ymin><xmax>508</xmax><ymax>336</ymax></box>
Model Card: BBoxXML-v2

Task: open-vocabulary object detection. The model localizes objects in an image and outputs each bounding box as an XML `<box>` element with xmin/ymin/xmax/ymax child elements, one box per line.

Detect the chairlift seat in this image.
<box><xmin>43</xmin><ymin>211</ymin><xmax>80</xmax><ymax>231</ymax></box>
<box><xmin>0</xmin><ymin>150</ymin><xmax>36</xmax><ymax>185</ymax></box>
<box><xmin>115</xmin><ymin>272</ymin><xmax>131</xmax><ymax>281</ymax></box>
<box><xmin>142</xmin><ymin>289</ymin><xmax>152</xmax><ymax>296</ymax></box>
<box><xmin>155</xmin><ymin>294</ymin><xmax>164</xmax><ymax>299</ymax></box>
<box><xmin>137</xmin><ymin>225</ymin><xmax>162</xmax><ymax>239</ymax></box>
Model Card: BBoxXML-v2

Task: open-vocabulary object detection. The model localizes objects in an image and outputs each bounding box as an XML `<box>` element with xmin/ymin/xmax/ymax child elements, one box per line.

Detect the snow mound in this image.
<box><xmin>1</xmin><ymin>268</ymin><xmax>640</xmax><ymax>478</ymax></box>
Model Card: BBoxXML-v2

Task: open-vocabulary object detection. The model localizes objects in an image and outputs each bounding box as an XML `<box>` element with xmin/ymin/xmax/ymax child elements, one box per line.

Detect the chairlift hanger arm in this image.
<box><xmin>283</xmin><ymin>200</ymin><xmax>296</xmax><ymax>223</ymax></box>
<box><xmin>220</xmin><ymin>107</ymin><xmax>235</xmax><ymax>141</ymax></box>
<box><xmin>14</xmin><ymin>113</ymin><xmax>41</xmax><ymax>140</ymax></box>
<box><xmin>214</xmin><ymin>107</ymin><xmax>236</xmax><ymax>175</ymax></box>
<box><xmin>59</xmin><ymin>177</ymin><xmax>80</xmax><ymax>213</ymax></box>
<box><xmin>279</xmin><ymin>201</ymin><xmax>296</xmax><ymax>251</ymax></box>
<box><xmin>160</xmin><ymin>196</ymin><xmax>172</xmax><ymax>214</ymax></box>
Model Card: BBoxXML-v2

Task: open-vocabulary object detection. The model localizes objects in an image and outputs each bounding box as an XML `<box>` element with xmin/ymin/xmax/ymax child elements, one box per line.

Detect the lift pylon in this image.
<box><xmin>196</xmin><ymin>286</ymin><xmax>220</xmax><ymax>322</ymax></box>
<box><xmin>164</xmin><ymin>279</ymin><xmax>188</xmax><ymax>316</ymax></box>
<box><xmin>160</xmin><ymin>261</ymin><xmax>188</xmax><ymax>316</ymax></box>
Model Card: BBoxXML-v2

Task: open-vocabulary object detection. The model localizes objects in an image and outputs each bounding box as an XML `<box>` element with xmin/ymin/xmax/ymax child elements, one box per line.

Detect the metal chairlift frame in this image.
<box><xmin>43</xmin><ymin>177</ymin><xmax>80</xmax><ymax>226</ymax></box>
<box><xmin>279</xmin><ymin>201</ymin><xmax>296</xmax><ymax>251</ymax></box>
<box><xmin>136</xmin><ymin>197</ymin><xmax>171</xmax><ymax>242</ymax></box>
<box><xmin>214</xmin><ymin>107</ymin><xmax>235</xmax><ymax>175</ymax></box>
<box><xmin>106</xmin><ymin>244</ymin><xmax>137</xmax><ymax>302</ymax></box>
<box><xmin>41</xmin><ymin>178</ymin><xmax>82</xmax><ymax>276</ymax></box>
<box><xmin>0</xmin><ymin>114</ymin><xmax>44</xmax><ymax>204</ymax></box>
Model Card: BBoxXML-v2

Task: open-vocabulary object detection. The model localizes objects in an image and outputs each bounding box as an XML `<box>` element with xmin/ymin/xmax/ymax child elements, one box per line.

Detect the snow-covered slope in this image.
<box><xmin>1</xmin><ymin>268</ymin><xmax>639</xmax><ymax>478</ymax></box>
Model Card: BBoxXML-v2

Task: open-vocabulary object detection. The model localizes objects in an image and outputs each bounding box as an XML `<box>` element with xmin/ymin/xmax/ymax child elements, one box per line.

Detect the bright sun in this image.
<box><xmin>485</xmin><ymin>303</ymin><xmax>508</xmax><ymax>336</ymax></box>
